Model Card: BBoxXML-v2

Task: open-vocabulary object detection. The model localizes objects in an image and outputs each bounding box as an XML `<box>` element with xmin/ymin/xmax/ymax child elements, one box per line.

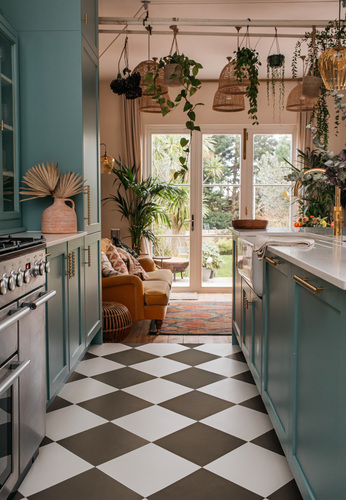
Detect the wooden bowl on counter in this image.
<box><xmin>232</xmin><ymin>219</ymin><xmax>268</xmax><ymax>230</ymax></box>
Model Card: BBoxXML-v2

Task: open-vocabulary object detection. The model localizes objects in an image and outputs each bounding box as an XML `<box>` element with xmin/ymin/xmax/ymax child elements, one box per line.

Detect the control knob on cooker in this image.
<box><xmin>0</xmin><ymin>275</ymin><xmax>8</xmax><ymax>295</ymax></box>
<box><xmin>8</xmin><ymin>272</ymin><xmax>16</xmax><ymax>291</ymax></box>
<box><xmin>32</xmin><ymin>261</ymin><xmax>45</xmax><ymax>277</ymax></box>
<box><xmin>45</xmin><ymin>261</ymin><xmax>50</xmax><ymax>273</ymax></box>
<box><xmin>16</xmin><ymin>269</ymin><xmax>24</xmax><ymax>287</ymax></box>
<box><xmin>23</xmin><ymin>269</ymin><xmax>31</xmax><ymax>284</ymax></box>
<box><xmin>38</xmin><ymin>260</ymin><xmax>45</xmax><ymax>275</ymax></box>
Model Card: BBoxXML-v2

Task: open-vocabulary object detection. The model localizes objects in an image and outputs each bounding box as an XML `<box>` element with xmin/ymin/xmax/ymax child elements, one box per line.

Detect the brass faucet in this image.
<box><xmin>293</xmin><ymin>168</ymin><xmax>342</xmax><ymax>237</ymax></box>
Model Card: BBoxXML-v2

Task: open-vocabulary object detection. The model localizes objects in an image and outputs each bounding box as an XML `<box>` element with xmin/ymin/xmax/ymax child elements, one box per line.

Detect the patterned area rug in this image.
<box><xmin>158</xmin><ymin>301</ymin><xmax>232</xmax><ymax>335</ymax></box>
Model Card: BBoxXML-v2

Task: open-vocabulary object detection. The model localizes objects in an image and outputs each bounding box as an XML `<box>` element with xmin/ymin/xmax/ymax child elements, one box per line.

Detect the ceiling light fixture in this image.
<box><xmin>100</xmin><ymin>143</ymin><xmax>115</xmax><ymax>174</ymax></box>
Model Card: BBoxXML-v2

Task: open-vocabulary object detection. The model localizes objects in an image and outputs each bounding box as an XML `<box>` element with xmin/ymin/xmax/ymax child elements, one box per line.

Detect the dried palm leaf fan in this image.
<box><xmin>319</xmin><ymin>0</ymin><xmax>346</xmax><ymax>90</ymax></box>
<box><xmin>212</xmin><ymin>89</ymin><xmax>245</xmax><ymax>112</ymax></box>
<box><xmin>286</xmin><ymin>57</ymin><xmax>318</xmax><ymax>111</ymax></box>
<box><xmin>217</xmin><ymin>28</ymin><xmax>250</xmax><ymax>95</ymax></box>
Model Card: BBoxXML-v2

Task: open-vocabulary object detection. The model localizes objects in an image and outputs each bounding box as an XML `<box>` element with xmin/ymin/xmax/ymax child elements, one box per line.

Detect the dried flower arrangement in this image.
<box><xmin>20</xmin><ymin>162</ymin><xmax>86</xmax><ymax>201</ymax></box>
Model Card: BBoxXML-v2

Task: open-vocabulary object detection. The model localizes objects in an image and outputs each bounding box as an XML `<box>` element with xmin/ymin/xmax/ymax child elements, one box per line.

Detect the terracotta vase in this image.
<box><xmin>41</xmin><ymin>198</ymin><xmax>77</xmax><ymax>234</ymax></box>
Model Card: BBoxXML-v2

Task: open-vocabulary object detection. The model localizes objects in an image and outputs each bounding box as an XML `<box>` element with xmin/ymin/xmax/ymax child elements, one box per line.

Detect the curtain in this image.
<box><xmin>297</xmin><ymin>111</ymin><xmax>313</xmax><ymax>155</ymax></box>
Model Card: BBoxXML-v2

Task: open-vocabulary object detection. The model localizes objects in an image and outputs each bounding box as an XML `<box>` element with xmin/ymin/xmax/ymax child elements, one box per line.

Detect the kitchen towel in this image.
<box><xmin>254</xmin><ymin>235</ymin><xmax>315</xmax><ymax>259</ymax></box>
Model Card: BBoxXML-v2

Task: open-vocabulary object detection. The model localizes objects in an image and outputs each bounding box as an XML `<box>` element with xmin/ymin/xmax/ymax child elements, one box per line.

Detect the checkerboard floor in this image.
<box><xmin>14</xmin><ymin>344</ymin><xmax>303</xmax><ymax>500</ymax></box>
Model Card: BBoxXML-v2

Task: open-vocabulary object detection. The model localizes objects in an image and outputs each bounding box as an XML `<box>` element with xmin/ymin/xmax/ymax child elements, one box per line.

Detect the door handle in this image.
<box><xmin>184</xmin><ymin>214</ymin><xmax>194</xmax><ymax>231</ymax></box>
<box><xmin>0</xmin><ymin>359</ymin><xmax>31</xmax><ymax>395</ymax></box>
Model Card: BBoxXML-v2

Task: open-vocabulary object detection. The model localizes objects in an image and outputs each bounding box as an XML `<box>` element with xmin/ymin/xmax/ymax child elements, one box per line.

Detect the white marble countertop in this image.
<box><xmin>44</xmin><ymin>232</ymin><xmax>87</xmax><ymax>247</ymax></box>
<box><xmin>232</xmin><ymin>227</ymin><xmax>346</xmax><ymax>290</ymax></box>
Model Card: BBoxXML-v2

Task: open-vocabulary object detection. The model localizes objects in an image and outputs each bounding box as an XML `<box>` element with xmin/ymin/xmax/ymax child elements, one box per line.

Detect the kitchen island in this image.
<box><xmin>231</xmin><ymin>228</ymin><xmax>346</xmax><ymax>500</ymax></box>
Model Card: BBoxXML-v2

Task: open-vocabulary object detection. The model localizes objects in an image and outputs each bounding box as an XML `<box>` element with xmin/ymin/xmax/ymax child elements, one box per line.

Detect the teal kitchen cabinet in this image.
<box><xmin>45</xmin><ymin>243</ymin><xmax>69</xmax><ymax>402</ymax></box>
<box><xmin>241</xmin><ymin>277</ymin><xmax>263</xmax><ymax>391</ymax></box>
<box><xmin>232</xmin><ymin>239</ymin><xmax>242</xmax><ymax>345</ymax></box>
<box><xmin>0</xmin><ymin>15</ymin><xmax>23</xmax><ymax>234</ymax></box>
<box><xmin>289</xmin><ymin>266</ymin><xmax>346</xmax><ymax>500</ymax></box>
<box><xmin>84</xmin><ymin>232</ymin><xmax>102</xmax><ymax>346</ymax></box>
<box><xmin>81</xmin><ymin>0</ymin><xmax>99</xmax><ymax>55</ymax></box>
<box><xmin>262</xmin><ymin>253</ymin><xmax>294</xmax><ymax>456</ymax></box>
<box><xmin>1</xmin><ymin>0</ymin><xmax>100</xmax><ymax>234</ymax></box>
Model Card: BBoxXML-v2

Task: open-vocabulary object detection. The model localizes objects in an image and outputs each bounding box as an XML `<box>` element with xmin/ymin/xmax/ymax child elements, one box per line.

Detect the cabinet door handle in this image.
<box><xmin>243</xmin><ymin>296</ymin><xmax>252</xmax><ymax>310</ymax></box>
<box><xmin>82</xmin><ymin>13</ymin><xmax>88</xmax><ymax>24</ymax></box>
<box><xmin>72</xmin><ymin>251</ymin><xmax>76</xmax><ymax>277</ymax></box>
<box><xmin>1</xmin><ymin>120</ymin><xmax>3</xmax><ymax>131</ymax></box>
<box><xmin>88</xmin><ymin>246</ymin><xmax>91</xmax><ymax>267</ymax></box>
<box><xmin>84</xmin><ymin>185</ymin><xmax>91</xmax><ymax>226</ymax></box>
<box><xmin>293</xmin><ymin>275</ymin><xmax>323</xmax><ymax>295</ymax></box>
<box><xmin>65</xmin><ymin>254</ymin><xmax>72</xmax><ymax>279</ymax></box>
<box><xmin>264</xmin><ymin>256</ymin><xmax>280</xmax><ymax>267</ymax></box>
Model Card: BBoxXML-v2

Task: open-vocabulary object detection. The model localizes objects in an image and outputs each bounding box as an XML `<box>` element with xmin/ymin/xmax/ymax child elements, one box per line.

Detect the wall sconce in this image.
<box><xmin>100</xmin><ymin>143</ymin><xmax>115</xmax><ymax>174</ymax></box>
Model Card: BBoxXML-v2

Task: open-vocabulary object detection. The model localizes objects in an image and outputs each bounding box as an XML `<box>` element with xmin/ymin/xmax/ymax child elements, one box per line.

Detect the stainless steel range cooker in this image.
<box><xmin>0</xmin><ymin>234</ymin><xmax>55</xmax><ymax>500</ymax></box>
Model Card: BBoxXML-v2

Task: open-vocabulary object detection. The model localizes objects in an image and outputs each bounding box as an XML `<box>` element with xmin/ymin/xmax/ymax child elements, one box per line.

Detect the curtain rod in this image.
<box><xmin>99</xmin><ymin>29</ymin><xmax>306</xmax><ymax>38</ymax></box>
<box><xmin>98</xmin><ymin>17</ymin><xmax>332</xmax><ymax>28</ymax></box>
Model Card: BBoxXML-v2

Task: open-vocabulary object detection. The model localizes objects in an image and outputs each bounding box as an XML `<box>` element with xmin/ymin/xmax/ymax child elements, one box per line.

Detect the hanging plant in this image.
<box><xmin>292</xmin><ymin>20</ymin><xmax>346</xmax><ymax>147</ymax></box>
<box><xmin>144</xmin><ymin>27</ymin><xmax>203</xmax><ymax>180</ymax></box>
<box><xmin>266</xmin><ymin>29</ymin><xmax>285</xmax><ymax>121</ymax></box>
<box><xmin>233</xmin><ymin>46</ymin><xmax>261</xmax><ymax>125</ymax></box>
<box><xmin>110</xmin><ymin>36</ymin><xmax>142</xmax><ymax>100</ymax></box>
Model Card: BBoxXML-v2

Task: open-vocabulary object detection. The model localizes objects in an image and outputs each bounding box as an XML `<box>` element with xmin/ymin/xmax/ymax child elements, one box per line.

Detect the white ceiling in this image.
<box><xmin>98</xmin><ymin>0</ymin><xmax>342</xmax><ymax>82</ymax></box>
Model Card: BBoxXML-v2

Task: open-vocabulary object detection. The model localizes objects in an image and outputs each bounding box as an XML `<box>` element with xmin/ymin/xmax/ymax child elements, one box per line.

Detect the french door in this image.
<box><xmin>146</xmin><ymin>124</ymin><xmax>295</xmax><ymax>292</ymax></box>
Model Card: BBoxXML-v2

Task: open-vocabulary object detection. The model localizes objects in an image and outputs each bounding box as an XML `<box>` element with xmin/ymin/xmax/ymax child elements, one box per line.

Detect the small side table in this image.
<box><xmin>153</xmin><ymin>255</ymin><xmax>171</xmax><ymax>269</ymax></box>
<box><xmin>102</xmin><ymin>302</ymin><xmax>132</xmax><ymax>342</ymax></box>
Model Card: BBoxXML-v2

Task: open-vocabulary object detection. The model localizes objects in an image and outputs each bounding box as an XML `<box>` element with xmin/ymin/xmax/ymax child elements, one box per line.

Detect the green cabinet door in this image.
<box><xmin>81</xmin><ymin>0</ymin><xmax>98</xmax><ymax>55</ymax></box>
<box><xmin>84</xmin><ymin>232</ymin><xmax>102</xmax><ymax>346</ymax></box>
<box><xmin>46</xmin><ymin>243</ymin><xmax>69</xmax><ymax>402</ymax></box>
<box><xmin>291</xmin><ymin>266</ymin><xmax>345</xmax><ymax>500</ymax></box>
<box><xmin>232</xmin><ymin>239</ymin><xmax>242</xmax><ymax>345</ymax></box>
<box><xmin>82</xmin><ymin>37</ymin><xmax>100</xmax><ymax>234</ymax></box>
<box><xmin>67</xmin><ymin>238</ymin><xmax>85</xmax><ymax>370</ymax></box>
<box><xmin>251</xmin><ymin>288</ymin><xmax>262</xmax><ymax>390</ymax></box>
<box><xmin>263</xmin><ymin>254</ymin><xmax>293</xmax><ymax>454</ymax></box>
<box><xmin>241</xmin><ymin>278</ymin><xmax>252</xmax><ymax>362</ymax></box>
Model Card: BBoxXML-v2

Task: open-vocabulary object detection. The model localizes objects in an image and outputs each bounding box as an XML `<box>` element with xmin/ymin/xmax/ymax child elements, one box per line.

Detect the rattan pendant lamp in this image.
<box><xmin>217</xmin><ymin>28</ymin><xmax>250</xmax><ymax>95</ymax></box>
<box><xmin>212</xmin><ymin>90</ymin><xmax>245</xmax><ymax>112</ymax></box>
<box><xmin>318</xmin><ymin>0</ymin><xmax>346</xmax><ymax>90</ymax></box>
<box><xmin>286</xmin><ymin>57</ymin><xmax>319</xmax><ymax>112</ymax></box>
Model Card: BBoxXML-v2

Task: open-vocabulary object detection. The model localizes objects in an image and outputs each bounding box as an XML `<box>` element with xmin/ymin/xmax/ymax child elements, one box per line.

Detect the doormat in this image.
<box><xmin>170</xmin><ymin>292</ymin><xmax>198</xmax><ymax>301</ymax></box>
<box><xmin>150</xmin><ymin>301</ymin><xmax>232</xmax><ymax>335</ymax></box>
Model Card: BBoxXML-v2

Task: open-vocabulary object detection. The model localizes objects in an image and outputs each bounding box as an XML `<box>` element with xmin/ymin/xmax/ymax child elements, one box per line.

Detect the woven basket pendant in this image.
<box><xmin>41</xmin><ymin>198</ymin><xmax>77</xmax><ymax>234</ymax></box>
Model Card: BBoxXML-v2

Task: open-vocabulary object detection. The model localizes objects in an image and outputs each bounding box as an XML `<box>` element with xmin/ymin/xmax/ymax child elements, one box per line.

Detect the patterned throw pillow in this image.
<box><xmin>112</xmin><ymin>237</ymin><xmax>139</xmax><ymax>259</ymax></box>
<box><xmin>101</xmin><ymin>252</ymin><xmax>122</xmax><ymax>277</ymax></box>
<box><xmin>106</xmin><ymin>243</ymin><xmax>129</xmax><ymax>275</ymax></box>
<box><xmin>116</xmin><ymin>247</ymin><xmax>149</xmax><ymax>280</ymax></box>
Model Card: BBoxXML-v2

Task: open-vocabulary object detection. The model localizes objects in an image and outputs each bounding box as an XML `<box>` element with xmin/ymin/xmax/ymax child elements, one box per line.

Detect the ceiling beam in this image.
<box><xmin>99</xmin><ymin>29</ymin><xmax>306</xmax><ymax>38</ymax></box>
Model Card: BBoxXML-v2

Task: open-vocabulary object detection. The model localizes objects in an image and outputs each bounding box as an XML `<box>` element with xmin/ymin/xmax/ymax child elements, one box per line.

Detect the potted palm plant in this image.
<box><xmin>103</xmin><ymin>158</ymin><xmax>182</xmax><ymax>254</ymax></box>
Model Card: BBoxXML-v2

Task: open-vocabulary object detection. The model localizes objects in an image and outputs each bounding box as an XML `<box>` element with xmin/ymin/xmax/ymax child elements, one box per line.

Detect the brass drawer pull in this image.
<box><xmin>65</xmin><ymin>254</ymin><xmax>72</xmax><ymax>279</ymax></box>
<box><xmin>243</xmin><ymin>296</ymin><xmax>252</xmax><ymax>310</ymax></box>
<box><xmin>264</xmin><ymin>256</ymin><xmax>280</xmax><ymax>267</ymax></box>
<box><xmin>84</xmin><ymin>185</ymin><xmax>91</xmax><ymax>226</ymax></box>
<box><xmin>72</xmin><ymin>251</ymin><xmax>76</xmax><ymax>277</ymax></box>
<box><xmin>293</xmin><ymin>275</ymin><xmax>323</xmax><ymax>295</ymax></box>
<box><xmin>1</xmin><ymin>120</ymin><xmax>4</xmax><ymax>131</ymax></box>
<box><xmin>88</xmin><ymin>245</ymin><xmax>91</xmax><ymax>267</ymax></box>
<box><xmin>82</xmin><ymin>13</ymin><xmax>88</xmax><ymax>24</ymax></box>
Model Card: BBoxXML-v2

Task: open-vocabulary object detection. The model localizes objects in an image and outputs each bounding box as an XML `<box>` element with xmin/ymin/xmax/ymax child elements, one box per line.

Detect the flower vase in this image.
<box><xmin>202</xmin><ymin>267</ymin><xmax>212</xmax><ymax>282</ymax></box>
<box><xmin>41</xmin><ymin>198</ymin><xmax>77</xmax><ymax>234</ymax></box>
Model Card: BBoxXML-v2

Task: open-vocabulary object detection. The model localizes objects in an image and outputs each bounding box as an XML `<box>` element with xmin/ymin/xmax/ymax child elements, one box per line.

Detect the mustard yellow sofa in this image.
<box><xmin>101</xmin><ymin>238</ymin><xmax>173</xmax><ymax>333</ymax></box>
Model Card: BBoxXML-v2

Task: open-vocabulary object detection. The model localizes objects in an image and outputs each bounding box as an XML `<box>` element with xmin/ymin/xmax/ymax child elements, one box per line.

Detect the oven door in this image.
<box><xmin>0</xmin><ymin>355</ymin><xmax>30</xmax><ymax>500</ymax></box>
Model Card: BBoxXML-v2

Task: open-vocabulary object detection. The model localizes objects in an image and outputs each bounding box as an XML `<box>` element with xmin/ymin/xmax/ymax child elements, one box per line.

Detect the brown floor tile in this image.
<box><xmin>251</xmin><ymin>429</ymin><xmax>285</xmax><ymax>456</ymax></box>
<box><xmin>165</xmin><ymin>349</ymin><xmax>218</xmax><ymax>366</ymax></box>
<box><xmin>46</xmin><ymin>396</ymin><xmax>73</xmax><ymax>413</ymax></box>
<box><xmin>160</xmin><ymin>390</ymin><xmax>234</xmax><ymax>420</ymax></box>
<box><xmin>228</xmin><ymin>351</ymin><xmax>246</xmax><ymax>362</ymax></box>
<box><xmin>240</xmin><ymin>395</ymin><xmax>267</xmax><ymax>414</ymax></box>
<box><xmin>162</xmin><ymin>367</ymin><xmax>226</xmax><ymax>389</ymax></box>
<box><xmin>78</xmin><ymin>390</ymin><xmax>152</xmax><ymax>420</ymax></box>
<box><xmin>269</xmin><ymin>479</ymin><xmax>304</xmax><ymax>500</ymax></box>
<box><xmin>232</xmin><ymin>370</ymin><xmax>256</xmax><ymax>385</ymax></box>
<box><xmin>58</xmin><ymin>422</ymin><xmax>148</xmax><ymax>466</ymax></box>
<box><xmin>104</xmin><ymin>349</ymin><xmax>156</xmax><ymax>365</ymax></box>
<box><xmin>66</xmin><ymin>371</ymin><xmax>87</xmax><ymax>384</ymax></box>
<box><xmin>93</xmin><ymin>366</ymin><xmax>155</xmax><ymax>389</ymax></box>
<box><xmin>155</xmin><ymin>422</ymin><xmax>245</xmax><ymax>466</ymax></box>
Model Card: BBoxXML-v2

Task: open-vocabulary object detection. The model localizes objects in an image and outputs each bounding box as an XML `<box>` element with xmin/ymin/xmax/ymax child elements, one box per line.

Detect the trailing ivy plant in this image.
<box><xmin>233</xmin><ymin>47</ymin><xmax>261</xmax><ymax>125</ymax></box>
<box><xmin>266</xmin><ymin>54</ymin><xmax>285</xmax><ymax>121</ymax></box>
<box><xmin>292</xmin><ymin>20</ymin><xmax>346</xmax><ymax>147</ymax></box>
<box><xmin>144</xmin><ymin>52</ymin><xmax>203</xmax><ymax>180</ymax></box>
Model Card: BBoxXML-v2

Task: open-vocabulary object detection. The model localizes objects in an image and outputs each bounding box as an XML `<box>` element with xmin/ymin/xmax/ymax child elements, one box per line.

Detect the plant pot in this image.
<box><xmin>202</xmin><ymin>267</ymin><xmax>212</xmax><ymax>281</ymax></box>
<box><xmin>41</xmin><ymin>197</ymin><xmax>77</xmax><ymax>234</ymax></box>
<box><xmin>302</xmin><ymin>75</ymin><xmax>322</xmax><ymax>98</ymax></box>
<box><xmin>267</xmin><ymin>54</ymin><xmax>285</xmax><ymax>68</ymax></box>
<box><xmin>164</xmin><ymin>63</ymin><xmax>182</xmax><ymax>87</ymax></box>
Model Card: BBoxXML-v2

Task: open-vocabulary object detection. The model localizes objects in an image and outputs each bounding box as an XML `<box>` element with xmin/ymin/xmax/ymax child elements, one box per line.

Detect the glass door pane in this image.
<box><xmin>253</xmin><ymin>134</ymin><xmax>292</xmax><ymax>227</ymax></box>
<box><xmin>151</xmin><ymin>134</ymin><xmax>190</xmax><ymax>287</ymax></box>
<box><xmin>202</xmin><ymin>134</ymin><xmax>241</xmax><ymax>288</ymax></box>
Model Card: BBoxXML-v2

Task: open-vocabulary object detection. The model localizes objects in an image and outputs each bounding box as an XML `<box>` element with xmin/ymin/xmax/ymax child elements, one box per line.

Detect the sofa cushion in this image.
<box><xmin>145</xmin><ymin>269</ymin><xmax>173</xmax><ymax>287</ymax></box>
<box><xmin>101</xmin><ymin>252</ymin><xmax>122</xmax><ymax>277</ymax></box>
<box><xmin>116</xmin><ymin>247</ymin><xmax>149</xmax><ymax>280</ymax></box>
<box><xmin>143</xmin><ymin>280</ymin><xmax>170</xmax><ymax>306</ymax></box>
<box><xmin>106</xmin><ymin>243</ymin><xmax>129</xmax><ymax>275</ymax></box>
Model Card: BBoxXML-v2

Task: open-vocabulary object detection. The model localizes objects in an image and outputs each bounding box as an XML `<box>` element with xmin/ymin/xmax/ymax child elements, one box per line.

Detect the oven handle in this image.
<box><xmin>0</xmin><ymin>306</ymin><xmax>31</xmax><ymax>333</ymax></box>
<box><xmin>33</xmin><ymin>289</ymin><xmax>56</xmax><ymax>308</ymax></box>
<box><xmin>0</xmin><ymin>359</ymin><xmax>31</xmax><ymax>395</ymax></box>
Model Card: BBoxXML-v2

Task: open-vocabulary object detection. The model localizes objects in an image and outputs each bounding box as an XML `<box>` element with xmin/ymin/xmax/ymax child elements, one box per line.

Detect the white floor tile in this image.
<box><xmin>201</xmin><ymin>405</ymin><xmax>273</xmax><ymax>441</ymax></box>
<box><xmin>198</xmin><ymin>358</ymin><xmax>249</xmax><ymax>377</ymax></box>
<box><xmin>198</xmin><ymin>378</ymin><xmax>259</xmax><ymax>404</ymax></box>
<box><xmin>58</xmin><ymin>378</ymin><xmax>117</xmax><ymax>404</ymax></box>
<box><xmin>205</xmin><ymin>443</ymin><xmax>293</xmax><ymax>497</ymax></box>
<box><xmin>75</xmin><ymin>357</ymin><xmax>124</xmax><ymax>376</ymax></box>
<box><xmin>88</xmin><ymin>343</ymin><xmax>132</xmax><ymax>356</ymax></box>
<box><xmin>98</xmin><ymin>443</ymin><xmax>199</xmax><ymax>497</ymax></box>
<box><xmin>136</xmin><ymin>344</ymin><xmax>189</xmax><ymax>356</ymax></box>
<box><xmin>46</xmin><ymin>405</ymin><xmax>107</xmax><ymax>441</ymax></box>
<box><xmin>194</xmin><ymin>344</ymin><xmax>241</xmax><ymax>356</ymax></box>
<box><xmin>113</xmin><ymin>405</ymin><xmax>195</xmax><ymax>441</ymax></box>
<box><xmin>132</xmin><ymin>357</ymin><xmax>189</xmax><ymax>377</ymax></box>
<box><xmin>123</xmin><ymin>378</ymin><xmax>192</xmax><ymax>404</ymax></box>
<box><xmin>18</xmin><ymin>443</ymin><xmax>92</xmax><ymax>497</ymax></box>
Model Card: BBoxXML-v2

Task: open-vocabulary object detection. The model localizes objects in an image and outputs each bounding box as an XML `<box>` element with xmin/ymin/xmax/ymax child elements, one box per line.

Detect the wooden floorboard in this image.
<box><xmin>122</xmin><ymin>293</ymin><xmax>233</xmax><ymax>344</ymax></box>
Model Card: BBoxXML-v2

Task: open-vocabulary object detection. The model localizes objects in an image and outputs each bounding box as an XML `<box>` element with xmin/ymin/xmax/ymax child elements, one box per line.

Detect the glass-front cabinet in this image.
<box><xmin>0</xmin><ymin>15</ymin><xmax>21</xmax><ymax>233</ymax></box>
